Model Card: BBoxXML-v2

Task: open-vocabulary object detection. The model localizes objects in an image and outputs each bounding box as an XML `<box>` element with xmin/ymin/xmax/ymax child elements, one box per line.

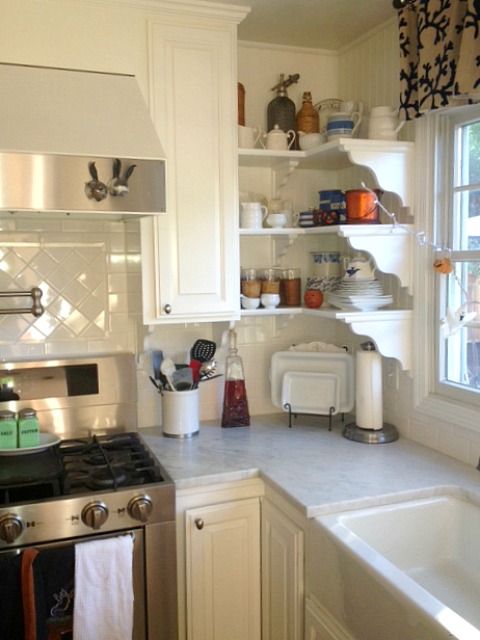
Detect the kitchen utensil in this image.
<box><xmin>188</xmin><ymin>359</ymin><xmax>202</xmax><ymax>383</ymax></box>
<box><xmin>199</xmin><ymin>359</ymin><xmax>217</xmax><ymax>379</ymax></box>
<box><xmin>190</xmin><ymin>339</ymin><xmax>216</xmax><ymax>363</ymax></box>
<box><xmin>152</xmin><ymin>350</ymin><xmax>164</xmax><ymax>381</ymax></box>
<box><xmin>160</xmin><ymin>357</ymin><xmax>177</xmax><ymax>391</ymax></box>
<box><xmin>171</xmin><ymin>367</ymin><xmax>194</xmax><ymax>391</ymax></box>
<box><xmin>149</xmin><ymin>375</ymin><xmax>162</xmax><ymax>392</ymax></box>
<box><xmin>198</xmin><ymin>374</ymin><xmax>222</xmax><ymax>383</ymax></box>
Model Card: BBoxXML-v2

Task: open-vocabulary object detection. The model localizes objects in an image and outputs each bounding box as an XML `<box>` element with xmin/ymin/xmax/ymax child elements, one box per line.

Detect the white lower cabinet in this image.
<box><xmin>176</xmin><ymin>480</ymin><xmax>307</xmax><ymax>640</ymax></box>
<box><xmin>176</xmin><ymin>480</ymin><xmax>264</xmax><ymax>640</ymax></box>
<box><xmin>261</xmin><ymin>499</ymin><xmax>304</xmax><ymax>640</ymax></box>
<box><xmin>185</xmin><ymin>498</ymin><xmax>261</xmax><ymax>640</ymax></box>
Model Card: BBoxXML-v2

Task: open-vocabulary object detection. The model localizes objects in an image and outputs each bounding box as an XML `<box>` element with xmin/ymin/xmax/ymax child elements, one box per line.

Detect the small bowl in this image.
<box><xmin>261</xmin><ymin>293</ymin><xmax>280</xmax><ymax>309</ymax></box>
<box><xmin>241</xmin><ymin>296</ymin><xmax>261</xmax><ymax>310</ymax></box>
<box><xmin>298</xmin><ymin>132</ymin><xmax>325</xmax><ymax>150</ymax></box>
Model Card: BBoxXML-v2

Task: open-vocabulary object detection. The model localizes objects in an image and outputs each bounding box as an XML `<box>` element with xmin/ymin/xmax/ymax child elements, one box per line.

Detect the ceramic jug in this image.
<box><xmin>263</xmin><ymin>124</ymin><xmax>295</xmax><ymax>150</ymax></box>
<box><xmin>343</xmin><ymin>255</ymin><xmax>376</xmax><ymax>281</ymax></box>
<box><xmin>240</xmin><ymin>202</ymin><xmax>268</xmax><ymax>229</ymax></box>
<box><xmin>368</xmin><ymin>106</ymin><xmax>405</xmax><ymax>141</ymax></box>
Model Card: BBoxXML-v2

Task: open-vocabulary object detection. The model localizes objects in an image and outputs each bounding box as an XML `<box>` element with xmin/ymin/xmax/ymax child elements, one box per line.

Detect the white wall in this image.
<box><xmin>2</xmin><ymin>2</ymin><xmax>479</xmax><ymax>464</ymax></box>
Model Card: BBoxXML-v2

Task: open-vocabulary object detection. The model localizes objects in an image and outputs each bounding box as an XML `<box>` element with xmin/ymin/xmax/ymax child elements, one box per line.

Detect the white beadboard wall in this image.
<box><xmin>1</xmin><ymin>2</ymin><xmax>478</xmax><ymax>464</ymax></box>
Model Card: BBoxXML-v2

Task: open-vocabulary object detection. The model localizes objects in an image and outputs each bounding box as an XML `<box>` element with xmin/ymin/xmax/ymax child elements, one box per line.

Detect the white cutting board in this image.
<box><xmin>271</xmin><ymin>350</ymin><xmax>354</xmax><ymax>414</ymax></box>
<box><xmin>281</xmin><ymin>371</ymin><xmax>341</xmax><ymax>415</ymax></box>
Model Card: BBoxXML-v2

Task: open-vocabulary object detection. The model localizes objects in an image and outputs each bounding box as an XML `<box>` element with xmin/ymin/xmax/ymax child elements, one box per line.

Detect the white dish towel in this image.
<box><xmin>73</xmin><ymin>534</ymin><xmax>134</xmax><ymax>640</ymax></box>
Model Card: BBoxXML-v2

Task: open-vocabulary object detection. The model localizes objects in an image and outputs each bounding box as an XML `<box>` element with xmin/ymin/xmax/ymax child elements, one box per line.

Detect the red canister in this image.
<box><xmin>345</xmin><ymin>189</ymin><xmax>381</xmax><ymax>224</ymax></box>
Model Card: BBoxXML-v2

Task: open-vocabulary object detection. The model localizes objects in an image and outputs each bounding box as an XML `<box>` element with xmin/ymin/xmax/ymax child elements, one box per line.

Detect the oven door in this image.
<box><xmin>0</xmin><ymin>528</ymin><xmax>146</xmax><ymax>640</ymax></box>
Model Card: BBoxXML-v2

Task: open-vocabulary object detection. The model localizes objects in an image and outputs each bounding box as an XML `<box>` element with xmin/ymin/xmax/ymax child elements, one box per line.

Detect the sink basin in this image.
<box><xmin>309</xmin><ymin>491</ymin><xmax>480</xmax><ymax>640</ymax></box>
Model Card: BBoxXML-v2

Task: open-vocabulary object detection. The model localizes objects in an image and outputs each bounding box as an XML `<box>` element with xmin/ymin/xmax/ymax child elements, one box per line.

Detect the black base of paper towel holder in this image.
<box><xmin>343</xmin><ymin>421</ymin><xmax>399</xmax><ymax>444</ymax></box>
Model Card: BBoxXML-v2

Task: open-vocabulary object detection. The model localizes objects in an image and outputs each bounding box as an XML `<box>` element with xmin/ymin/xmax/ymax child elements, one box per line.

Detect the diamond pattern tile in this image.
<box><xmin>0</xmin><ymin>242</ymin><xmax>108</xmax><ymax>342</ymax></box>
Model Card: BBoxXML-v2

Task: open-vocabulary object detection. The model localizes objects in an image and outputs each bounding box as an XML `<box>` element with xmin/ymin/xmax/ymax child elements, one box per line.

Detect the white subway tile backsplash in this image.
<box><xmin>0</xmin><ymin>218</ymin><xmax>142</xmax><ymax>359</ymax></box>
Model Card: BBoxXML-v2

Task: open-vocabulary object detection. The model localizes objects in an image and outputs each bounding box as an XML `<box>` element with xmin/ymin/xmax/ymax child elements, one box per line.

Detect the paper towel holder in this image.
<box><xmin>343</xmin><ymin>341</ymin><xmax>399</xmax><ymax>444</ymax></box>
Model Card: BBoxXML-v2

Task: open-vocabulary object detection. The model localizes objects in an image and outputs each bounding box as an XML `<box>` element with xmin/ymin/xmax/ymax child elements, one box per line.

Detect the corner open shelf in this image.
<box><xmin>239</xmin><ymin>137</ymin><xmax>414</xmax><ymax>207</ymax></box>
<box><xmin>238</xmin><ymin>140</ymin><xmax>415</xmax><ymax>371</ymax></box>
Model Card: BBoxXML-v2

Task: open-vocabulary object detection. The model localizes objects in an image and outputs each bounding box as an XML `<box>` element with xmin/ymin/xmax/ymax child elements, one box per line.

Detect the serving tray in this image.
<box><xmin>281</xmin><ymin>371</ymin><xmax>341</xmax><ymax>415</ymax></box>
<box><xmin>271</xmin><ymin>350</ymin><xmax>354</xmax><ymax>414</ymax></box>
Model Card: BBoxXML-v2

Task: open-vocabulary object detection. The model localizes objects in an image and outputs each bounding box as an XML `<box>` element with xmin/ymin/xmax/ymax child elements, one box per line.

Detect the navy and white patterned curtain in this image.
<box><xmin>399</xmin><ymin>0</ymin><xmax>480</xmax><ymax>121</ymax></box>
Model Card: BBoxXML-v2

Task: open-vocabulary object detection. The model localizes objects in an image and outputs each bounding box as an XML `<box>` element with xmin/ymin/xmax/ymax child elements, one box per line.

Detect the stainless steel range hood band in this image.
<box><xmin>0</xmin><ymin>64</ymin><xmax>167</xmax><ymax>216</ymax></box>
<box><xmin>0</xmin><ymin>153</ymin><xmax>166</xmax><ymax>215</ymax></box>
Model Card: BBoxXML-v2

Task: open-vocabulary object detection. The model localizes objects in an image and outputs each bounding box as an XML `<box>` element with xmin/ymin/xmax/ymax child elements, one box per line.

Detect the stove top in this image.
<box><xmin>0</xmin><ymin>432</ymin><xmax>168</xmax><ymax>507</ymax></box>
<box><xmin>60</xmin><ymin>432</ymin><xmax>164</xmax><ymax>493</ymax></box>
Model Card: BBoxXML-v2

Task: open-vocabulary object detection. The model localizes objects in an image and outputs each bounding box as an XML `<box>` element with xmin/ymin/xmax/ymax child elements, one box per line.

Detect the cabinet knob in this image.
<box><xmin>164</xmin><ymin>304</ymin><xmax>172</xmax><ymax>314</ymax></box>
<box><xmin>194</xmin><ymin>518</ymin><xmax>204</xmax><ymax>530</ymax></box>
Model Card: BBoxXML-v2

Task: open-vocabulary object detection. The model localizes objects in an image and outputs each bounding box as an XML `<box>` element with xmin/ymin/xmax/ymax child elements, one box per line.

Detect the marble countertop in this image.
<box><xmin>141</xmin><ymin>414</ymin><xmax>480</xmax><ymax>518</ymax></box>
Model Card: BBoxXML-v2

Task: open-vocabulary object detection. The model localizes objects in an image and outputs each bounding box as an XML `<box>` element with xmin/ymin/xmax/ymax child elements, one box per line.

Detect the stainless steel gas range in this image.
<box><xmin>0</xmin><ymin>354</ymin><xmax>178</xmax><ymax>640</ymax></box>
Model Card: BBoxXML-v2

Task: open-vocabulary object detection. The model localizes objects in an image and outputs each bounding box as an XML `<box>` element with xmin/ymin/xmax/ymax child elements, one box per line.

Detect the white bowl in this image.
<box><xmin>261</xmin><ymin>293</ymin><xmax>280</xmax><ymax>309</ymax></box>
<box><xmin>298</xmin><ymin>132</ymin><xmax>325</xmax><ymax>150</ymax></box>
<box><xmin>241</xmin><ymin>296</ymin><xmax>261</xmax><ymax>310</ymax></box>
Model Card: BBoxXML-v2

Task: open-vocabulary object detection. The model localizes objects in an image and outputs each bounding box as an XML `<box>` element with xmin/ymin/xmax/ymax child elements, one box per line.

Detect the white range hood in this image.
<box><xmin>0</xmin><ymin>64</ymin><xmax>166</xmax><ymax>216</ymax></box>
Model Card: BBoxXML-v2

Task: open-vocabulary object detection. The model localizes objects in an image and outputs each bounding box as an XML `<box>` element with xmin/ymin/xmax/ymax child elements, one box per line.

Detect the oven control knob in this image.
<box><xmin>82</xmin><ymin>501</ymin><xmax>109</xmax><ymax>530</ymax></box>
<box><xmin>0</xmin><ymin>514</ymin><xmax>25</xmax><ymax>543</ymax></box>
<box><xmin>128</xmin><ymin>495</ymin><xmax>153</xmax><ymax>523</ymax></box>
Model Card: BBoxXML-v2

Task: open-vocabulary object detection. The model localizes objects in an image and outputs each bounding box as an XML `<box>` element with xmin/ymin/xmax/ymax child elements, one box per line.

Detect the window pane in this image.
<box><xmin>456</xmin><ymin>120</ymin><xmax>480</xmax><ymax>187</ymax></box>
<box><xmin>453</xmin><ymin>191</ymin><xmax>480</xmax><ymax>250</ymax></box>
<box><xmin>443</xmin><ymin>259</ymin><xmax>480</xmax><ymax>392</ymax></box>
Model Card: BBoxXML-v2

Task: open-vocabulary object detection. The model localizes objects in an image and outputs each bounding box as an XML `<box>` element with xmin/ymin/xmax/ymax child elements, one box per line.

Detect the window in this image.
<box><xmin>436</xmin><ymin>109</ymin><xmax>480</xmax><ymax>404</ymax></box>
<box><xmin>414</xmin><ymin>105</ymin><xmax>480</xmax><ymax>428</ymax></box>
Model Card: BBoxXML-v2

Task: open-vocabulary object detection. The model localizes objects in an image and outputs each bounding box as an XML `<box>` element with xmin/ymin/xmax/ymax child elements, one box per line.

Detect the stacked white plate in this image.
<box><xmin>326</xmin><ymin>279</ymin><xmax>393</xmax><ymax>311</ymax></box>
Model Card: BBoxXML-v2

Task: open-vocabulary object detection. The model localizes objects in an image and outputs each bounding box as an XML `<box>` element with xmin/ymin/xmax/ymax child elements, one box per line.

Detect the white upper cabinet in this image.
<box><xmin>142</xmin><ymin>9</ymin><xmax>247</xmax><ymax>324</ymax></box>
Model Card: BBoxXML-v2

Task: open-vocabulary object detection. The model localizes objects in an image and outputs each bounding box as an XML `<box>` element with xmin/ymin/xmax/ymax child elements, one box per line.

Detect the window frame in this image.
<box><xmin>414</xmin><ymin>105</ymin><xmax>480</xmax><ymax>429</ymax></box>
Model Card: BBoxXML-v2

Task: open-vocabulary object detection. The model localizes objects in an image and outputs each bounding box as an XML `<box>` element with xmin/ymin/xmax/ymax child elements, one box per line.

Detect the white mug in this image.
<box><xmin>240</xmin><ymin>202</ymin><xmax>268</xmax><ymax>229</ymax></box>
<box><xmin>238</xmin><ymin>125</ymin><xmax>263</xmax><ymax>149</ymax></box>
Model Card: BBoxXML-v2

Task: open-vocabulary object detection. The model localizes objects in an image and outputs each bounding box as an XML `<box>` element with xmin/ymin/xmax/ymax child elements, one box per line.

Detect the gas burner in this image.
<box><xmin>59</xmin><ymin>432</ymin><xmax>164</xmax><ymax>495</ymax></box>
<box><xmin>86</xmin><ymin>467</ymin><xmax>129</xmax><ymax>490</ymax></box>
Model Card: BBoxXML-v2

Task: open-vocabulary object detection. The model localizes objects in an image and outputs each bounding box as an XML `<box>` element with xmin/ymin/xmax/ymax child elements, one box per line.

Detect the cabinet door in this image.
<box><xmin>185</xmin><ymin>498</ymin><xmax>261</xmax><ymax>640</ymax></box>
<box><xmin>142</xmin><ymin>21</ymin><xmax>239</xmax><ymax>323</ymax></box>
<box><xmin>262</xmin><ymin>499</ymin><xmax>304</xmax><ymax>640</ymax></box>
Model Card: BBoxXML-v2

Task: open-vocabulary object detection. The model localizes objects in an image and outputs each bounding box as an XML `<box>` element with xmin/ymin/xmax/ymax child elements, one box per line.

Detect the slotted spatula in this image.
<box><xmin>190</xmin><ymin>339</ymin><xmax>216</xmax><ymax>363</ymax></box>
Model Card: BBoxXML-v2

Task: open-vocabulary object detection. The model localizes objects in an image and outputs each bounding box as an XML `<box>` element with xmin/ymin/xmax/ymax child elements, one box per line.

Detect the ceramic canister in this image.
<box><xmin>310</xmin><ymin>252</ymin><xmax>341</xmax><ymax>277</ymax></box>
<box><xmin>318</xmin><ymin>190</ymin><xmax>346</xmax><ymax>225</ymax></box>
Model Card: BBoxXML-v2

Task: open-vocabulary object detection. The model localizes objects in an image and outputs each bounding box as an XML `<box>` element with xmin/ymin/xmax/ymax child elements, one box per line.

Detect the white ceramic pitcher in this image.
<box><xmin>368</xmin><ymin>106</ymin><xmax>405</xmax><ymax>141</ymax></box>
<box><xmin>240</xmin><ymin>202</ymin><xmax>268</xmax><ymax>229</ymax></box>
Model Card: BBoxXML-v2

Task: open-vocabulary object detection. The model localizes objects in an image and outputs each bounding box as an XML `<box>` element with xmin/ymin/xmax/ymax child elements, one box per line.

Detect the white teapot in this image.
<box><xmin>263</xmin><ymin>124</ymin><xmax>296</xmax><ymax>151</ymax></box>
<box><xmin>368</xmin><ymin>106</ymin><xmax>405</xmax><ymax>141</ymax></box>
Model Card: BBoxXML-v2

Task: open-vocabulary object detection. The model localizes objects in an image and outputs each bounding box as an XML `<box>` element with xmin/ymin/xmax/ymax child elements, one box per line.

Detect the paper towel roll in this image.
<box><xmin>355</xmin><ymin>348</ymin><xmax>383</xmax><ymax>430</ymax></box>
